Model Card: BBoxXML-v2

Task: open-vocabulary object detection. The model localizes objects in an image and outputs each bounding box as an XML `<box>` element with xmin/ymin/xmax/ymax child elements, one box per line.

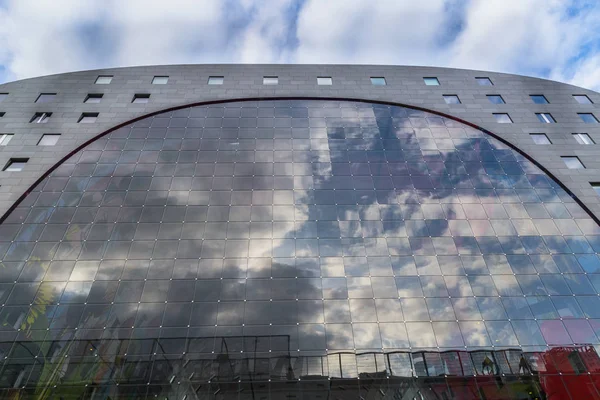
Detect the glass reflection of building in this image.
<box><xmin>1</xmin><ymin>99</ymin><xmax>600</xmax><ymax>399</ymax></box>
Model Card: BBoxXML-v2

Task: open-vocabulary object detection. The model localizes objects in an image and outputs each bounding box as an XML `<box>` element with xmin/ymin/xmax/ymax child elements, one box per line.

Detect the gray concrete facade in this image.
<box><xmin>0</xmin><ymin>64</ymin><xmax>599</xmax><ymax>220</ymax></box>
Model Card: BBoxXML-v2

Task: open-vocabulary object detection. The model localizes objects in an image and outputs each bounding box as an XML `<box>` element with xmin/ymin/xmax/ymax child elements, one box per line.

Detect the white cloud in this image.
<box><xmin>0</xmin><ymin>0</ymin><xmax>599</xmax><ymax>90</ymax></box>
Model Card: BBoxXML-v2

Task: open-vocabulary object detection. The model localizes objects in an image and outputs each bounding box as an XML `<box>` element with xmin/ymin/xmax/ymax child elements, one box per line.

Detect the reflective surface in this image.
<box><xmin>1</xmin><ymin>99</ymin><xmax>600</xmax><ymax>398</ymax></box>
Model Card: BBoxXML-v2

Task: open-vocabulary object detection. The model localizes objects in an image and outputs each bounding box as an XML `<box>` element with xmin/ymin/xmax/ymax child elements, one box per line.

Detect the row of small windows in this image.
<box><xmin>492</xmin><ymin>112</ymin><xmax>598</xmax><ymax>124</ymax></box>
<box><xmin>530</xmin><ymin>133</ymin><xmax>595</xmax><ymax>145</ymax></box>
<box><xmin>443</xmin><ymin>94</ymin><xmax>593</xmax><ymax>105</ymax></box>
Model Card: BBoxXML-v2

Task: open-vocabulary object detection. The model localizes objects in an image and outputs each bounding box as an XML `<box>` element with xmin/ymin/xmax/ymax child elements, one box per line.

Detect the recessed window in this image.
<box><xmin>132</xmin><ymin>94</ymin><xmax>150</xmax><ymax>104</ymax></box>
<box><xmin>592</xmin><ymin>183</ymin><xmax>600</xmax><ymax>196</ymax></box>
<box><xmin>536</xmin><ymin>113</ymin><xmax>556</xmax><ymax>123</ymax></box>
<box><xmin>208</xmin><ymin>76</ymin><xmax>224</xmax><ymax>85</ymax></box>
<box><xmin>443</xmin><ymin>95</ymin><xmax>461</xmax><ymax>104</ymax></box>
<box><xmin>370</xmin><ymin>77</ymin><xmax>386</xmax><ymax>86</ymax></box>
<box><xmin>573</xmin><ymin>133</ymin><xmax>595</xmax><ymax>145</ymax></box>
<box><xmin>493</xmin><ymin>113</ymin><xmax>512</xmax><ymax>123</ymax></box>
<box><xmin>530</xmin><ymin>133</ymin><xmax>551</xmax><ymax>144</ymax></box>
<box><xmin>573</xmin><ymin>95</ymin><xmax>593</xmax><ymax>104</ymax></box>
<box><xmin>95</xmin><ymin>76</ymin><xmax>113</xmax><ymax>84</ymax></box>
<box><xmin>78</xmin><ymin>113</ymin><xmax>98</xmax><ymax>123</ymax></box>
<box><xmin>38</xmin><ymin>134</ymin><xmax>60</xmax><ymax>146</ymax></box>
<box><xmin>35</xmin><ymin>93</ymin><xmax>56</xmax><ymax>103</ymax></box>
<box><xmin>530</xmin><ymin>95</ymin><xmax>549</xmax><ymax>104</ymax></box>
<box><xmin>476</xmin><ymin>77</ymin><xmax>493</xmax><ymax>86</ymax></box>
<box><xmin>423</xmin><ymin>77</ymin><xmax>439</xmax><ymax>86</ymax></box>
<box><xmin>0</xmin><ymin>93</ymin><xmax>7</xmax><ymax>102</ymax></box>
<box><xmin>0</xmin><ymin>134</ymin><xmax>13</xmax><ymax>146</ymax></box>
<box><xmin>561</xmin><ymin>156</ymin><xmax>585</xmax><ymax>169</ymax></box>
<box><xmin>30</xmin><ymin>112</ymin><xmax>51</xmax><ymax>123</ymax></box>
<box><xmin>487</xmin><ymin>95</ymin><xmax>505</xmax><ymax>104</ymax></box>
<box><xmin>317</xmin><ymin>77</ymin><xmax>333</xmax><ymax>85</ymax></box>
<box><xmin>84</xmin><ymin>94</ymin><xmax>103</xmax><ymax>103</ymax></box>
<box><xmin>152</xmin><ymin>76</ymin><xmax>169</xmax><ymax>85</ymax></box>
<box><xmin>263</xmin><ymin>76</ymin><xmax>278</xmax><ymax>85</ymax></box>
<box><xmin>0</xmin><ymin>112</ymin><xmax>5</xmax><ymax>117</ymax></box>
<box><xmin>3</xmin><ymin>158</ymin><xmax>28</xmax><ymax>172</ymax></box>
<box><xmin>579</xmin><ymin>113</ymin><xmax>599</xmax><ymax>123</ymax></box>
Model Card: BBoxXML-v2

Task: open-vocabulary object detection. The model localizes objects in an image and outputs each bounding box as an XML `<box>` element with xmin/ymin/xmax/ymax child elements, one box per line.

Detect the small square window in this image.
<box><xmin>38</xmin><ymin>134</ymin><xmax>60</xmax><ymax>146</ymax></box>
<box><xmin>443</xmin><ymin>95</ymin><xmax>461</xmax><ymax>104</ymax></box>
<box><xmin>476</xmin><ymin>77</ymin><xmax>493</xmax><ymax>86</ymax></box>
<box><xmin>573</xmin><ymin>133</ymin><xmax>595</xmax><ymax>145</ymax></box>
<box><xmin>35</xmin><ymin>93</ymin><xmax>56</xmax><ymax>103</ymax></box>
<box><xmin>493</xmin><ymin>113</ymin><xmax>512</xmax><ymax>123</ymax></box>
<box><xmin>78</xmin><ymin>113</ymin><xmax>98</xmax><ymax>123</ymax></box>
<box><xmin>370</xmin><ymin>77</ymin><xmax>386</xmax><ymax>86</ymax></box>
<box><xmin>30</xmin><ymin>112</ymin><xmax>51</xmax><ymax>123</ymax></box>
<box><xmin>573</xmin><ymin>95</ymin><xmax>593</xmax><ymax>104</ymax></box>
<box><xmin>3</xmin><ymin>158</ymin><xmax>28</xmax><ymax>172</ymax></box>
<box><xmin>423</xmin><ymin>77</ymin><xmax>439</xmax><ymax>86</ymax></box>
<box><xmin>487</xmin><ymin>95</ymin><xmax>505</xmax><ymax>104</ymax></box>
<box><xmin>208</xmin><ymin>76</ymin><xmax>224</xmax><ymax>85</ymax></box>
<box><xmin>0</xmin><ymin>93</ymin><xmax>7</xmax><ymax>102</ymax></box>
<box><xmin>263</xmin><ymin>76</ymin><xmax>278</xmax><ymax>85</ymax></box>
<box><xmin>536</xmin><ymin>113</ymin><xmax>556</xmax><ymax>123</ymax></box>
<box><xmin>132</xmin><ymin>94</ymin><xmax>150</xmax><ymax>104</ymax></box>
<box><xmin>561</xmin><ymin>156</ymin><xmax>585</xmax><ymax>169</ymax></box>
<box><xmin>84</xmin><ymin>94</ymin><xmax>103</xmax><ymax>103</ymax></box>
<box><xmin>95</xmin><ymin>76</ymin><xmax>113</xmax><ymax>84</ymax></box>
<box><xmin>317</xmin><ymin>77</ymin><xmax>333</xmax><ymax>85</ymax></box>
<box><xmin>152</xmin><ymin>76</ymin><xmax>169</xmax><ymax>85</ymax></box>
<box><xmin>530</xmin><ymin>133</ymin><xmax>551</xmax><ymax>144</ymax></box>
<box><xmin>591</xmin><ymin>183</ymin><xmax>600</xmax><ymax>196</ymax></box>
<box><xmin>530</xmin><ymin>95</ymin><xmax>549</xmax><ymax>104</ymax></box>
<box><xmin>579</xmin><ymin>113</ymin><xmax>599</xmax><ymax>123</ymax></box>
<box><xmin>0</xmin><ymin>134</ymin><xmax>13</xmax><ymax>146</ymax></box>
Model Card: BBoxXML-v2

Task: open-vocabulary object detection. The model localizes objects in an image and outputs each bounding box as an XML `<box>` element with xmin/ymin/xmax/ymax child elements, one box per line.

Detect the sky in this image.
<box><xmin>0</xmin><ymin>0</ymin><xmax>599</xmax><ymax>90</ymax></box>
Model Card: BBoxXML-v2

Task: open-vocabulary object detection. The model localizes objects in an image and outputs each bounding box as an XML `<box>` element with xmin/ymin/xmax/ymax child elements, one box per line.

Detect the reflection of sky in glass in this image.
<box><xmin>0</xmin><ymin>99</ymin><xmax>599</xmax><ymax>392</ymax></box>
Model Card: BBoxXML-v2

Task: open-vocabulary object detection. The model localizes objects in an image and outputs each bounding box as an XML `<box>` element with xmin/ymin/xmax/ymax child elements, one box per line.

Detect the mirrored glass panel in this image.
<box><xmin>1</xmin><ymin>99</ymin><xmax>598</xmax><ymax>397</ymax></box>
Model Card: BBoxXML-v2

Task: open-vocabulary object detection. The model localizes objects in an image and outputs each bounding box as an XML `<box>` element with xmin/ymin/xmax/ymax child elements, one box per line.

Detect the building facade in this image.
<box><xmin>0</xmin><ymin>65</ymin><xmax>600</xmax><ymax>398</ymax></box>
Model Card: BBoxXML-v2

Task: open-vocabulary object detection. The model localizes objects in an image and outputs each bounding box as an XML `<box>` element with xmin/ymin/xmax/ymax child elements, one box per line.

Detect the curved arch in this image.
<box><xmin>2</xmin><ymin>96</ymin><xmax>597</xmax><ymax>226</ymax></box>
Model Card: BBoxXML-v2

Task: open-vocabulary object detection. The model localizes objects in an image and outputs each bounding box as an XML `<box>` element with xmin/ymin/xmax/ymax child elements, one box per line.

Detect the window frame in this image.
<box><xmin>208</xmin><ymin>76</ymin><xmax>224</xmax><ymax>85</ymax></box>
<box><xmin>37</xmin><ymin>134</ymin><xmax>61</xmax><ymax>146</ymax></box>
<box><xmin>132</xmin><ymin>94</ymin><xmax>151</xmax><ymax>104</ymax></box>
<box><xmin>486</xmin><ymin>95</ymin><xmax>505</xmax><ymax>104</ymax></box>
<box><xmin>476</xmin><ymin>77</ymin><xmax>493</xmax><ymax>86</ymax></box>
<box><xmin>95</xmin><ymin>75</ymin><xmax>113</xmax><ymax>85</ymax></box>
<box><xmin>152</xmin><ymin>76</ymin><xmax>169</xmax><ymax>85</ymax></box>
<box><xmin>578</xmin><ymin>113</ymin><xmax>599</xmax><ymax>123</ymax></box>
<box><xmin>0</xmin><ymin>133</ymin><xmax>13</xmax><ymax>146</ymax></box>
<box><xmin>78</xmin><ymin>112</ymin><xmax>99</xmax><ymax>123</ymax></box>
<box><xmin>530</xmin><ymin>133</ymin><xmax>552</xmax><ymax>145</ymax></box>
<box><xmin>536</xmin><ymin>113</ymin><xmax>556</xmax><ymax>123</ymax></box>
<box><xmin>573</xmin><ymin>95</ymin><xmax>593</xmax><ymax>104</ymax></box>
<box><xmin>84</xmin><ymin>94</ymin><xmax>103</xmax><ymax>104</ymax></box>
<box><xmin>572</xmin><ymin>133</ymin><xmax>595</xmax><ymax>145</ymax></box>
<box><xmin>442</xmin><ymin>95</ymin><xmax>461</xmax><ymax>104</ymax></box>
<box><xmin>370</xmin><ymin>77</ymin><xmax>387</xmax><ymax>86</ymax></box>
<box><xmin>35</xmin><ymin>93</ymin><xmax>57</xmax><ymax>103</ymax></box>
<box><xmin>423</xmin><ymin>77</ymin><xmax>440</xmax><ymax>86</ymax></box>
<box><xmin>30</xmin><ymin>112</ymin><xmax>52</xmax><ymax>123</ymax></box>
<box><xmin>530</xmin><ymin>95</ymin><xmax>549</xmax><ymax>104</ymax></box>
<box><xmin>3</xmin><ymin>158</ymin><xmax>28</xmax><ymax>172</ymax></box>
<box><xmin>561</xmin><ymin>156</ymin><xmax>585</xmax><ymax>169</ymax></box>
<box><xmin>263</xmin><ymin>76</ymin><xmax>279</xmax><ymax>85</ymax></box>
<box><xmin>493</xmin><ymin>113</ymin><xmax>513</xmax><ymax>123</ymax></box>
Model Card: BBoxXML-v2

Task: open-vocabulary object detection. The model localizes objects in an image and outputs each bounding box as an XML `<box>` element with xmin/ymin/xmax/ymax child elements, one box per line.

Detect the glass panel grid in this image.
<box><xmin>1</xmin><ymin>99</ymin><xmax>599</xmax><ymax>396</ymax></box>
